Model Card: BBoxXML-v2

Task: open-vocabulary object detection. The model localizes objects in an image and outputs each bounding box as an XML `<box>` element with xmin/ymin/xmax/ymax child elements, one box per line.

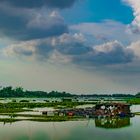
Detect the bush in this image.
<box><xmin>19</xmin><ymin>100</ymin><xmax>29</xmax><ymax>103</ymax></box>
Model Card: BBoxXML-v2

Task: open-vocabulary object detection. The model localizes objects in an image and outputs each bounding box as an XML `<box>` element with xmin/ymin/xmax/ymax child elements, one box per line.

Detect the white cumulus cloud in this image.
<box><xmin>123</xmin><ymin>0</ymin><xmax>140</xmax><ymax>33</ymax></box>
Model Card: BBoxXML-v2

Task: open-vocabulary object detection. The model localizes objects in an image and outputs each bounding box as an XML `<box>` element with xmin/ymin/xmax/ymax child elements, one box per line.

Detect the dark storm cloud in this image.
<box><xmin>34</xmin><ymin>42</ymin><xmax>55</xmax><ymax>60</ymax></box>
<box><xmin>0</xmin><ymin>5</ymin><xmax>68</xmax><ymax>40</ymax></box>
<box><xmin>0</xmin><ymin>0</ymin><xmax>74</xmax><ymax>40</ymax></box>
<box><xmin>5</xmin><ymin>33</ymin><xmax>89</xmax><ymax>59</ymax></box>
<box><xmin>0</xmin><ymin>0</ymin><xmax>77</xmax><ymax>9</ymax></box>
<box><xmin>6</xmin><ymin>35</ymin><xmax>135</xmax><ymax>66</ymax></box>
<box><xmin>0</xmin><ymin>0</ymin><xmax>136</xmax><ymax>68</ymax></box>
<box><xmin>56</xmin><ymin>42</ymin><xmax>91</xmax><ymax>55</ymax></box>
<box><xmin>73</xmin><ymin>41</ymin><xmax>134</xmax><ymax>66</ymax></box>
<box><xmin>55</xmin><ymin>33</ymin><xmax>92</xmax><ymax>55</ymax></box>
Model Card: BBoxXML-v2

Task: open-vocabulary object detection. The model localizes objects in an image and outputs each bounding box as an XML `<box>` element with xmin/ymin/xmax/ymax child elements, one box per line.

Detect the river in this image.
<box><xmin>0</xmin><ymin>105</ymin><xmax>140</xmax><ymax>140</ymax></box>
<box><xmin>0</xmin><ymin>116</ymin><xmax>139</xmax><ymax>140</ymax></box>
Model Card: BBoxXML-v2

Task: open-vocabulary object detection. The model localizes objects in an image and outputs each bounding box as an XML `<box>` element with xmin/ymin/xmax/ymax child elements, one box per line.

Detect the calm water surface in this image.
<box><xmin>0</xmin><ymin>105</ymin><xmax>139</xmax><ymax>140</ymax></box>
<box><xmin>0</xmin><ymin>115</ymin><xmax>139</xmax><ymax>140</ymax></box>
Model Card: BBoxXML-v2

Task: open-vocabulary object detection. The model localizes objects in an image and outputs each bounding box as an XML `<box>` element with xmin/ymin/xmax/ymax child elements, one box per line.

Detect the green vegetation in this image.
<box><xmin>0</xmin><ymin>101</ymin><xmax>95</xmax><ymax>113</ymax></box>
<box><xmin>126</xmin><ymin>98</ymin><xmax>140</xmax><ymax>104</ymax></box>
<box><xmin>19</xmin><ymin>100</ymin><xmax>29</xmax><ymax>103</ymax></box>
<box><xmin>0</xmin><ymin>86</ymin><xmax>137</xmax><ymax>98</ymax></box>
<box><xmin>3</xmin><ymin>101</ymin><xmax>94</xmax><ymax>108</ymax></box>
<box><xmin>0</xmin><ymin>86</ymin><xmax>139</xmax><ymax>124</ymax></box>
<box><xmin>0</xmin><ymin>118</ymin><xmax>19</xmax><ymax>123</ymax></box>
<box><xmin>1</xmin><ymin>111</ymin><xmax>84</xmax><ymax>122</ymax></box>
<box><xmin>0</xmin><ymin>108</ymin><xmax>29</xmax><ymax>113</ymax></box>
<box><xmin>135</xmin><ymin>92</ymin><xmax>140</xmax><ymax>98</ymax></box>
<box><xmin>95</xmin><ymin>117</ymin><xmax>130</xmax><ymax>129</ymax></box>
<box><xmin>0</xmin><ymin>114</ymin><xmax>85</xmax><ymax>123</ymax></box>
<box><xmin>0</xmin><ymin>86</ymin><xmax>74</xmax><ymax>98</ymax></box>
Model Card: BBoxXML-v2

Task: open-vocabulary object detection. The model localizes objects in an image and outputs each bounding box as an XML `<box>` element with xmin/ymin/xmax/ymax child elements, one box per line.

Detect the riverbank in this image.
<box><xmin>0</xmin><ymin>115</ymin><xmax>86</xmax><ymax>123</ymax></box>
<box><xmin>0</xmin><ymin>98</ymin><xmax>139</xmax><ymax>123</ymax></box>
<box><xmin>0</xmin><ymin>101</ymin><xmax>97</xmax><ymax>114</ymax></box>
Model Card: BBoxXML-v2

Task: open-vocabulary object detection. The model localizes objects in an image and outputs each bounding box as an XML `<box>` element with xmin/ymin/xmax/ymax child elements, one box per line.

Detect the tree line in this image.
<box><xmin>0</xmin><ymin>86</ymin><xmax>139</xmax><ymax>98</ymax></box>
<box><xmin>0</xmin><ymin>86</ymin><xmax>74</xmax><ymax>98</ymax></box>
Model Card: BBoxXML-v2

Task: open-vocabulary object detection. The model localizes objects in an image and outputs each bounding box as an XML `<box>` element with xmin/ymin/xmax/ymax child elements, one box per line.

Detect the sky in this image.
<box><xmin>0</xmin><ymin>0</ymin><xmax>140</xmax><ymax>94</ymax></box>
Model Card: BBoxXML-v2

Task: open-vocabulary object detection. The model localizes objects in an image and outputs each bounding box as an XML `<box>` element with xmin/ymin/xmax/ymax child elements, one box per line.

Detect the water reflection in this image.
<box><xmin>11</xmin><ymin>132</ymin><xmax>50</xmax><ymax>140</ymax></box>
<box><xmin>95</xmin><ymin>117</ymin><xmax>131</xmax><ymax>129</ymax></box>
<box><xmin>1</xmin><ymin>117</ymin><xmax>140</xmax><ymax>140</ymax></box>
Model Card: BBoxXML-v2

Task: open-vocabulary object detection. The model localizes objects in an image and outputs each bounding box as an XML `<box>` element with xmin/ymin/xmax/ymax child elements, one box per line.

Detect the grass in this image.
<box><xmin>0</xmin><ymin>101</ymin><xmax>96</xmax><ymax>112</ymax></box>
<box><xmin>0</xmin><ymin>118</ymin><xmax>19</xmax><ymax>123</ymax></box>
<box><xmin>0</xmin><ymin>108</ymin><xmax>30</xmax><ymax>113</ymax></box>
<box><xmin>134</xmin><ymin>112</ymin><xmax>140</xmax><ymax>115</ymax></box>
<box><xmin>126</xmin><ymin>98</ymin><xmax>140</xmax><ymax>104</ymax></box>
<box><xmin>0</xmin><ymin>114</ymin><xmax>85</xmax><ymax>123</ymax></box>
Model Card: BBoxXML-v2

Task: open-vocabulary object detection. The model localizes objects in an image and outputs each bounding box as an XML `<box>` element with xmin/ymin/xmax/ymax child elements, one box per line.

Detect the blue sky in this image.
<box><xmin>62</xmin><ymin>0</ymin><xmax>134</xmax><ymax>24</ymax></box>
<box><xmin>0</xmin><ymin>0</ymin><xmax>140</xmax><ymax>94</ymax></box>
